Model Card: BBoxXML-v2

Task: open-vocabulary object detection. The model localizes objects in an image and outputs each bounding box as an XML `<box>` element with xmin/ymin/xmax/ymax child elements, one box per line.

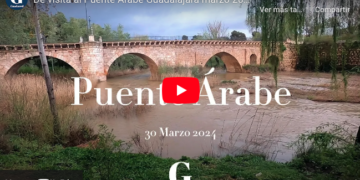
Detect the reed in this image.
<box><xmin>216</xmin><ymin>109</ymin><xmax>290</xmax><ymax>160</ymax></box>
<box><xmin>0</xmin><ymin>74</ymin><xmax>96</xmax><ymax>145</ymax></box>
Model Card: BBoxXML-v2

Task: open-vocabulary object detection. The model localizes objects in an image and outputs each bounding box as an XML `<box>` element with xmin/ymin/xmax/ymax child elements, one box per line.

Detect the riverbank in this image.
<box><xmin>1</xmin><ymin>122</ymin><xmax>359</xmax><ymax>180</ymax></box>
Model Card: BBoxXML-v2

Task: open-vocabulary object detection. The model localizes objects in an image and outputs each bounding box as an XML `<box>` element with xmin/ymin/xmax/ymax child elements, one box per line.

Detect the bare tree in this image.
<box><xmin>30</xmin><ymin>1</ymin><xmax>60</xmax><ymax>143</ymax></box>
<box><xmin>203</xmin><ymin>21</ymin><xmax>229</xmax><ymax>40</ymax></box>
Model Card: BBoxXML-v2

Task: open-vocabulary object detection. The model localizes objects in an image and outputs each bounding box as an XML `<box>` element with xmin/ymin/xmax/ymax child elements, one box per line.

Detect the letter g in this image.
<box><xmin>169</xmin><ymin>162</ymin><xmax>191</xmax><ymax>180</ymax></box>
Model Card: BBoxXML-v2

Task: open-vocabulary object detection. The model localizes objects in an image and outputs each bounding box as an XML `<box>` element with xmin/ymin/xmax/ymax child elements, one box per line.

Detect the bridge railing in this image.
<box><xmin>0</xmin><ymin>36</ymin><xmax>259</xmax><ymax>45</ymax></box>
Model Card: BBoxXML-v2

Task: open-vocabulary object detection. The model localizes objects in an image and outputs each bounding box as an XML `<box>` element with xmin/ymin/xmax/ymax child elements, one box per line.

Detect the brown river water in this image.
<box><xmin>75</xmin><ymin>70</ymin><xmax>360</xmax><ymax>162</ymax></box>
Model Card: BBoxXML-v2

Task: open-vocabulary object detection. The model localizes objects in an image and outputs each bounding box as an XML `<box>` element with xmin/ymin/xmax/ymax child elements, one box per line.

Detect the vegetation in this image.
<box><xmin>1</xmin><ymin>119</ymin><xmax>359</xmax><ymax>179</ymax></box>
<box><xmin>202</xmin><ymin>21</ymin><xmax>229</xmax><ymax>40</ymax></box>
<box><xmin>289</xmin><ymin>123</ymin><xmax>360</xmax><ymax>179</ymax></box>
<box><xmin>1</xmin><ymin>2</ymin><xmax>360</xmax><ymax>180</ymax></box>
<box><xmin>0</xmin><ymin>75</ymin><xmax>96</xmax><ymax>146</ymax></box>
<box><xmin>0</xmin><ymin>2</ymin><xmax>130</xmax><ymax>45</ymax></box>
<box><xmin>0</xmin><ymin>142</ymin><xmax>306</xmax><ymax>179</ymax></box>
<box><xmin>157</xmin><ymin>56</ymin><xmax>227</xmax><ymax>80</ymax></box>
<box><xmin>243</xmin><ymin>64</ymin><xmax>272</xmax><ymax>73</ymax></box>
<box><xmin>230</xmin><ymin>30</ymin><xmax>247</xmax><ymax>41</ymax></box>
<box><xmin>251</xmin><ymin>31</ymin><xmax>262</xmax><ymax>41</ymax></box>
<box><xmin>108</xmin><ymin>54</ymin><xmax>148</xmax><ymax>72</ymax></box>
<box><xmin>350</xmin><ymin>66</ymin><xmax>360</xmax><ymax>74</ymax></box>
<box><xmin>158</xmin><ymin>64</ymin><xmax>203</xmax><ymax>80</ymax></box>
<box><xmin>193</xmin><ymin>21</ymin><xmax>247</xmax><ymax>40</ymax></box>
<box><xmin>295</xmin><ymin>41</ymin><xmax>360</xmax><ymax>99</ymax></box>
<box><xmin>13</xmin><ymin>54</ymin><xmax>149</xmax><ymax>79</ymax></box>
<box><xmin>221</xmin><ymin>80</ymin><xmax>236</xmax><ymax>84</ymax></box>
<box><xmin>182</xmin><ymin>35</ymin><xmax>189</xmax><ymax>40</ymax></box>
<box><xmin>246</xmin><ymin>0</ymin><xmax>360</xmax><ymax>89</ymax></box>
<box><xmin>205</xmin><ymin>56</ymin><xmax>225</xmax><ymax>68</ymax></box>
<box><xmin>15</xmin><ymin>57</ymin><xmax>78</xmax><ymax>78</ymax></box>
<box><xmin>1</xmin><ymin>74</ymin><xmax>359</xmax><ymax>179</ymax></box>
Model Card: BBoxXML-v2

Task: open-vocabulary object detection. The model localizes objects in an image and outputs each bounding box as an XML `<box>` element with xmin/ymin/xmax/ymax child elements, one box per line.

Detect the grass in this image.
<box><xmin>0</xmin><ymin>148</ymin><xmax>306</xmax><ymax>179</ymax></box>
<box><xmin>0</xmin><ymin>125</ymin><xmax>306</xmax><ymax>180</ymax></box>
<box><xmin>1</xmin><ymin>122</ymin><xmax>359</xmax><ymax>179</ymax></box>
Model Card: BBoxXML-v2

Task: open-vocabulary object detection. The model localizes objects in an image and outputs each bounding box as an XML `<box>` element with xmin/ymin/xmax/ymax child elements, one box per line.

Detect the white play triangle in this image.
<box><xmin>177</xmin><ymin>85</ymin><xmax>186</xmax><ymax>96</ymax></box>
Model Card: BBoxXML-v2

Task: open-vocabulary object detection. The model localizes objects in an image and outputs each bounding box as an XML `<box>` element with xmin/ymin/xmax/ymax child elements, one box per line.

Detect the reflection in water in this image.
<box><xmin>77</xmin><ymin>71</ymin><xmax>360</xmax><ymax>162</ymax></box>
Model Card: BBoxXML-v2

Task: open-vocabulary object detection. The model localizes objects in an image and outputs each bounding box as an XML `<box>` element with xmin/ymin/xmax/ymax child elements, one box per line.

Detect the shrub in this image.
<box><xmin>289</xmin><ymin>123</ymin><xmax>360</xmax><ymax>179</ymax></box>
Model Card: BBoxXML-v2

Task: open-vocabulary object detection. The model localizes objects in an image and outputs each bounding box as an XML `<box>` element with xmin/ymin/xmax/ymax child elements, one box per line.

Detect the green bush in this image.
<box><xmin>190</xmin><ymin>66</ymin><xmax>202</xmax><ymax>78</ymax></box>
<box><xmin>289</xmin><ymin>123</ymin><xmax>360</xmax><ymax>179</ymax></box>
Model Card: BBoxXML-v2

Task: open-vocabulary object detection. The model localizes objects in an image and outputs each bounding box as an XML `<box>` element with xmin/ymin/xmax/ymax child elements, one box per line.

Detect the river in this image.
<box><xmin>75</xmin><ymin>70</ymin><xmax>360</xmax><ymax>162</ymax></box>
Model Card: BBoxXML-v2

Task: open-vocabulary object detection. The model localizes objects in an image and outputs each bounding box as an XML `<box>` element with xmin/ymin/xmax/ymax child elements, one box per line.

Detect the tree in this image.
<box><xmin>205</xmin><ymin>56</ymin><xmax>224</xmax><ymax>67</ymax></box>
<box><xmin>116</xmin><ymin>25</ymin><xmax>130</xmax><ymax>40</ymax></box>
<box><xmin>132</xmin><ymin>35</ymin><xmax>149</xmax><ymax>40</ymax></box>
<box><xmin>246</xmin><ymin>0</ymin><xmax>360</xmax><ymax>89</ymax></box>
<box><xmin>0</xmin><ymin>2</ymin><xmax>32</xmax><ymax>45</ymax></box>
<box><xmin>230</xmin><ymin>30</ymin><xmax>247</xmax><ymax>41</ymax></box>
<box><xmin>182</xmin><ymin>35</ymin><xmax>188</xmax><ymax>40</ymax></box>
<box><xmin>192</xmin><ymin>34</ymin><xmax>204</xmax><ymax>40</ymax></box>
<box><xmin>203</xmin><ymin>21</ymin><xmax>228</xmax><ymax>40</ymax></box>
<box><xmin>0</xmin><ymin>4</ymin><xmax>130</xmax><ymax>45</ymax></box>
<box><xmin>219</xmin><ymin>36</ymin><xmax>230</xmax><ymax>40</ymax></box>
<box><xmin>251</xmin><ymin>31</ymin><xmax>262</xmax><ymax>41</ymax></box>
<box><xmin>30</xmin><ymin>1</ymin><xmax>60</xmax><ymax>143</ymax></box>
<box><xmin>110</xmin><ymin>54</ymin><xmax>148</xmax><ymax>71</ymax></box>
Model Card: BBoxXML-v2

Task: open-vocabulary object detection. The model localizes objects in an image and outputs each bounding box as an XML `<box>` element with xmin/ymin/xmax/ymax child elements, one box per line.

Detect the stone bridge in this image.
<box><xmin>0</xmin><ymin>36</ymin><xmax>296</xmax><ymax>81</ymax></box>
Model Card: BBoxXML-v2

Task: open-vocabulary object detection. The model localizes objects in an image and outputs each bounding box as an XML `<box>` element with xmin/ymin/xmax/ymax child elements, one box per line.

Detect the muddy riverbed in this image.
<box><xmin>76</xmin><ymin>70</ymin><xmax>360</xmax><ymax>162</ymax></box>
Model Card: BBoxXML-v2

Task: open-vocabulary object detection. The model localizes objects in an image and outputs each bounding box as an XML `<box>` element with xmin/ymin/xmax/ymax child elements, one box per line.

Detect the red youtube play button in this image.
<box><xmin>162</xmin><ymin>77</ymin><xmax>200</xmax><ymax>104</ymax></box>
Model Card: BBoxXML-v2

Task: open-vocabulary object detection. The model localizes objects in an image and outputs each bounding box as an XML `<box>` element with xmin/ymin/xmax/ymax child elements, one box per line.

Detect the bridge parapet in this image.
<box><xmin>101</xmin><ymin>40</ymin><xmax>261</xmax><ymax>48</ymax></box>
<box><xmin>0</xmin><ymin>43</ymin><xmax>81</xmax><ymax>51</ymax></box>
<box><xmin>0</xmin><ymin>40</ymin><xmax>261</xmax><ymax>51</ymax></box>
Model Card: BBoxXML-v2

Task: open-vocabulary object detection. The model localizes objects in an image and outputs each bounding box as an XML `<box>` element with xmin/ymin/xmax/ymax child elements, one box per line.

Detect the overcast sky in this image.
<box><xmin>51</xmin><ymin>2</ymin><xmax>251</xmax><ymax>37</ymax></box>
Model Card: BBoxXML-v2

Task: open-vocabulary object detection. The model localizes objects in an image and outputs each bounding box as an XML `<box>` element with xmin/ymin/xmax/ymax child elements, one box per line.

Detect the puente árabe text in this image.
<box><xmin>0</xmin><ymin>35</ymin><xmax>296</xmax><ymax>81</ymax></box>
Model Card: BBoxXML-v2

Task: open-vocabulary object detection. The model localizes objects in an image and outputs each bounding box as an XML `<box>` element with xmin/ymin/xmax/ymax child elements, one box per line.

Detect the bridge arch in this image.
<box><xmin>204</xmin><ymin>52</ymin><xmax>242</xmax><ymax>73</ymax></box>
<box><xmin>5</xmin><ymin>54</ymin><xmax>82</xmax><ymax>77</ymax></box>
<box><xmin>105</xmin><ymin>52</ymin><xmax>159</xmax><ymax>80</ymax></box>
